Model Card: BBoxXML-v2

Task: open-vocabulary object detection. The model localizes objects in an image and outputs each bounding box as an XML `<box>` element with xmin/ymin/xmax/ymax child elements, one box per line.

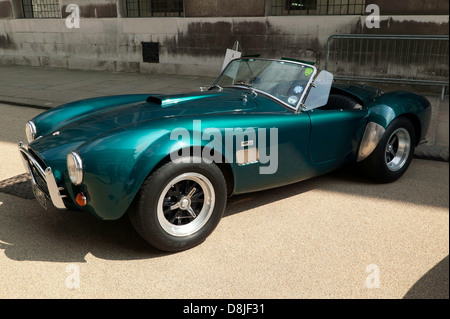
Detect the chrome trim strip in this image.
<box><xmin>18</xmin><ymin>142</ymin><xmax>67</xmax><ymax>209</ymax></box>
<box><xmin>419</xmin><ymin>137</ymin><xmax>428</xmax><ymax>145</ymax></box>
<box><xmin>357</xmin><ymin>122</ymin><xmax>386</xmax><ymax>162</ymax></box>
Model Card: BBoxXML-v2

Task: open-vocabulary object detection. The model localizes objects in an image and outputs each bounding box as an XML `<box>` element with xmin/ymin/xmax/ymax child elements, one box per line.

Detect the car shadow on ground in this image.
<box><xmin>0</xmin><ymin>162</ymin><xmax>447</xmax><ymax>266</ymax></box>
<box><xmin>0</xmin><ymin>192</ymin><xmax>163</xmax><ymax>262</ymax></box>
<box><xmin>0</xmin><ymin>169</ymin><xmax>331</xmax><ymax>263</ymax></box>
<box><xmin>225</xmin><ymin>161</ymin><xmax>448</xmax><ymax>220</ymax></box>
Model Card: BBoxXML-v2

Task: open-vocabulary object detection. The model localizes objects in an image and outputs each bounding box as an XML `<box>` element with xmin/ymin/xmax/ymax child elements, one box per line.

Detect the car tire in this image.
<box><xmin>129</xmin><ymin>157</ymin><xmax>227</xmax><ymax>252</ymax></box>
<box><xmin>359</xmin><ymin>117</ymin><xmax>416</xmax><ymax>183</ymax></box>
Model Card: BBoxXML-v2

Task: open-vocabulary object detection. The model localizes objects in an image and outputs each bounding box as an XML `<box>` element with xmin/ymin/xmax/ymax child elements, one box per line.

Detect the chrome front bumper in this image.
<box><xmin>18</xmin><ymin>142</ymin><xmax>67</xmax><ymax>209</ymax></box>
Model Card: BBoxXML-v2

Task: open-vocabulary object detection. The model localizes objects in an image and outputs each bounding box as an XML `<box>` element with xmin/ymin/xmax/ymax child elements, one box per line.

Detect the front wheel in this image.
<box><xmin>129</xmin><ymin>158</ymin><xmax>227</xmax><ymax>252</ymax></box>
<box><xmin>359</xmin><ymin>117</ymin><xmax>416</xmax><ymax>183</ymax></box>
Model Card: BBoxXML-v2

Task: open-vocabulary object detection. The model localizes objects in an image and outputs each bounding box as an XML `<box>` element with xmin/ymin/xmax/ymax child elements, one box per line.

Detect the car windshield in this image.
<box><xmin>212</xmin><ymin>58</ymin><xmax>316</xmax><ymax>108</ymax></box>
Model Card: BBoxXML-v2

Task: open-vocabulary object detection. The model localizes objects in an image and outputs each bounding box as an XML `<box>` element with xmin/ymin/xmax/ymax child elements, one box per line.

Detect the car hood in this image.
<box><xmin>29</xmin><ymin>89</ymin><xmax>264</xmax><ymax>162</ymax></box>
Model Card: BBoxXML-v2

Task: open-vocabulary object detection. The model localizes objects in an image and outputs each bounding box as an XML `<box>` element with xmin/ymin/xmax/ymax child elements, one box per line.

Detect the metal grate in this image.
<box><xmin>22</xmin><ymin>0</ymin><xmax>61</xmax><ymax>18</ymax></box>
<box><xmin>271</xmin><ymin>0</ymin><xmax>366</xmax><ymax>15</ymax></box>
<box><xmin>142</xmin><ymin>42</ymin><xmax>160</xmax><ymax>63</ymax></box>
<box><xmin>126</xmin><ymin>0</ymin><xmax>184</xmax><ymax>17</ymax></box>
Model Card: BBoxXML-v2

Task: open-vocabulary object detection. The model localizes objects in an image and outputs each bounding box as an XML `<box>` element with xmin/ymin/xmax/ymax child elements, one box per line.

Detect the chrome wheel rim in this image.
<box><xmin>385</xmin><ymin>128</ymin><xmax>411</xmax><ymax>172</ymax></box>
<box><xmin>157</xmin><ymin>173</ymin><xmax>215</xmax><ymax>237</ymax></box>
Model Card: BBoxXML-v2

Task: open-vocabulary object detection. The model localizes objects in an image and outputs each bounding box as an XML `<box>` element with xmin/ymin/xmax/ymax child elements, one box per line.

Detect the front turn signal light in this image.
<box><xmin>76</xmin><ymin>192</ymin><xmax>88</xmax><ymax>207</ymax></box>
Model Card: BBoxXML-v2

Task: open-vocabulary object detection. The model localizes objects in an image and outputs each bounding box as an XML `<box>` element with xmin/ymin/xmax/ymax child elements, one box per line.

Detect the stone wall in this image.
<box><xmin>0</xmin><ymin>0</ymin><xmax>448</xmax><ymax>77</ymax></box>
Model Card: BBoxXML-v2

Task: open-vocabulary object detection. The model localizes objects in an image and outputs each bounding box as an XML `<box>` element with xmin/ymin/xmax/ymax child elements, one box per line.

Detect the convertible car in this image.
<box><xmin>18</xmin><ymin>58</ymin><xmax>431</xmax><ymax>251</ymax></box>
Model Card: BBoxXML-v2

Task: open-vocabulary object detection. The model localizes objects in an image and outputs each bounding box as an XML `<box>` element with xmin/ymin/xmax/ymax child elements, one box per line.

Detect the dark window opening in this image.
<box><xmin>272</xmin><ymin>0</ymin><xmax>366</xmax><ymax>15</ymax></box>
<box><xmin>286</xmin><ymin>0</ymin><xmax>317</xmax><ymax>11</ymax></box>
<box><xmin>22</xmin><ymin>0</ymin><xmax>61</xmax><ymax>18</ymax></box>
<box><xmin>126</xmin><ymin>0</ymin><xmax>184</xmax><ymax>17</ymax></box>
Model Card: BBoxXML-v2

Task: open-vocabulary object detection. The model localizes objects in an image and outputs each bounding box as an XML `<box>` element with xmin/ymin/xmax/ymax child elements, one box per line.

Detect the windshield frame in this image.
<box><xmin>211</xmin><ymin>58</ymin><xmax>317</xmax><ymax>112</ymax></box>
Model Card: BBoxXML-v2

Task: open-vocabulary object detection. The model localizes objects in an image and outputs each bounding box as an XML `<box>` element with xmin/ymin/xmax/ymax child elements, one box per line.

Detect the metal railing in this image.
<box><xmin>325</xmin><ymin>34</ymin><xmax>449</xmax><ymax>99</ymax></box>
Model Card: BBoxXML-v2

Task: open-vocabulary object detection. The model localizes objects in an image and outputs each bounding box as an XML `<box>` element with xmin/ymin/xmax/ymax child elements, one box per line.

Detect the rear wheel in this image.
<box><xmin>129</xmin><ymin>157</ymin><xmax>227</xmax><ymax>252</ymax></box>
<box><xmin>359</xmin><ymin>117</ymin><xmax>416</xmax><ymax>183</ymax></box>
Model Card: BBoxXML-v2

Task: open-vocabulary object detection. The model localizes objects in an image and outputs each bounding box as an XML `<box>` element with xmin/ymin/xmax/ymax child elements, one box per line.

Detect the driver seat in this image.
<box><xmin>320</xmin><ymin>94</ymin><xmax>362</xmax><ymax>110</ymax></box>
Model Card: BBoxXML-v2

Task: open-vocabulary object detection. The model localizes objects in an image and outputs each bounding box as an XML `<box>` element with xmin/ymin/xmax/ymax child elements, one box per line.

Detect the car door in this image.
<box><xmin>307</xmin><ymin>108</ymin><xmax>368</xmax><ymax>163</ymax></box>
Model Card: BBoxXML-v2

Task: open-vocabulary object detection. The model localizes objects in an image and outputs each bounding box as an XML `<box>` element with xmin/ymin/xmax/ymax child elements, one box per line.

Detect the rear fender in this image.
<box><xmin>357</xmin><ymin>91</ymin><xmax>431</xmax><ymax>161</ymax></box>
<box><xmin>367</xmin><ymin>91</ymin><xmax>431</xmax><ymax>134</ymax></box>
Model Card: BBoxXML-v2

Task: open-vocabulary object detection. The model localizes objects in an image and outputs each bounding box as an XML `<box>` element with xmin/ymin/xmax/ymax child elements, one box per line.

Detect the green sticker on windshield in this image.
<box><xmin>305</xmin><ymin>68</ymin><xmax>313</xmax><ymax>76</ymax></box>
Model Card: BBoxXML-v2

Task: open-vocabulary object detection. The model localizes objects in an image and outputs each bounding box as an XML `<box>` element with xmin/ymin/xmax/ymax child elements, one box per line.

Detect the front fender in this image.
<box><xmin>74</xmin><ymin>118</ymin><xmax>236</xmax><ymax>220</ymax></box>
<box><xmin>74</xmin><ymin>123</ymin><xmax>173</xmax><ymax>220</ymax></box>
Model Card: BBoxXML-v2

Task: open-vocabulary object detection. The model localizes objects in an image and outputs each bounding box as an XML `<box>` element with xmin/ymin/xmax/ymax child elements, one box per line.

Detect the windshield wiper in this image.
<box><xmin>208</xmin><ymin>84</ymin><xmax>223</xmax><ymax>91</ymax></box>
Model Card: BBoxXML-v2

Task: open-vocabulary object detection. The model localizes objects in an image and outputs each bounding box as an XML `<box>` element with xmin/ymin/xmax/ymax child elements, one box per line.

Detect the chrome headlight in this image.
<box><xmin>25</xmin><ymin>121</ymin><xmax>37</xmax><ymax>143</ymax></box>
<box><xmin>67</xmin><ymin>151</ymin><xmax>83</xmax><ymax>185</ymax></box>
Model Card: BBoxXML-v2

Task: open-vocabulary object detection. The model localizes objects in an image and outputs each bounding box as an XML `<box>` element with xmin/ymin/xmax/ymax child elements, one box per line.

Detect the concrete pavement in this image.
<box><xmin>0</xmin><ymin>64</ymin><xmax>448</xmax><ymax>161</ymax></box>
<box><xmin>0</xmin><ymin>64</ymin><xmax>212</xmax><ymax>108</ymax></box>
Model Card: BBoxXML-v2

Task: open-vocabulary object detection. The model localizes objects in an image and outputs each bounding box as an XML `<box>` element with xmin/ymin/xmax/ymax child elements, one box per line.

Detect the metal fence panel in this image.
<box><xmin>325</xmin><ymin>34</ymin><xmax>449</xmax><ymax>98</ymax></box>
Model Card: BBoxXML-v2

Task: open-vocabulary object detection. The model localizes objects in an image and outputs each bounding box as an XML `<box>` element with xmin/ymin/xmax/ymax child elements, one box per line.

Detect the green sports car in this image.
<box><xmin>19</xmin><ymin>58</ymin><xmax>431</xmax><ymax>251</ymax></box>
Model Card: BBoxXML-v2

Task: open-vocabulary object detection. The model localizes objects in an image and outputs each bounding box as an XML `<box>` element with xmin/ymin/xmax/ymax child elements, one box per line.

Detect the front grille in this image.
<box><xmin>19</xmin><ymin>142</ymin><xmax>68</xmax><ymax>209</ymax></box>
<box><xmin>28</xmin><ymin>148</ymin><xmax>47</xmax><ymax>169</ymax></box>
<box><xmin>30</xmin><ymin>163</ymin><xmax>49</xmax><ymax>196</ymax></box>
<box><xmin>25</xmin><ymin>148</ymin><xmax>50</xmax><ymax>197</ymax></box>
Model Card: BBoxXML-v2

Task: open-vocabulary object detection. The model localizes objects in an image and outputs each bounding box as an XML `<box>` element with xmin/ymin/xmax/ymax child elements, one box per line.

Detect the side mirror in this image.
<box><xmin>302</xmin><ymin>70</ymin><xmax>333</xmax><ymax>110</ymax></box>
